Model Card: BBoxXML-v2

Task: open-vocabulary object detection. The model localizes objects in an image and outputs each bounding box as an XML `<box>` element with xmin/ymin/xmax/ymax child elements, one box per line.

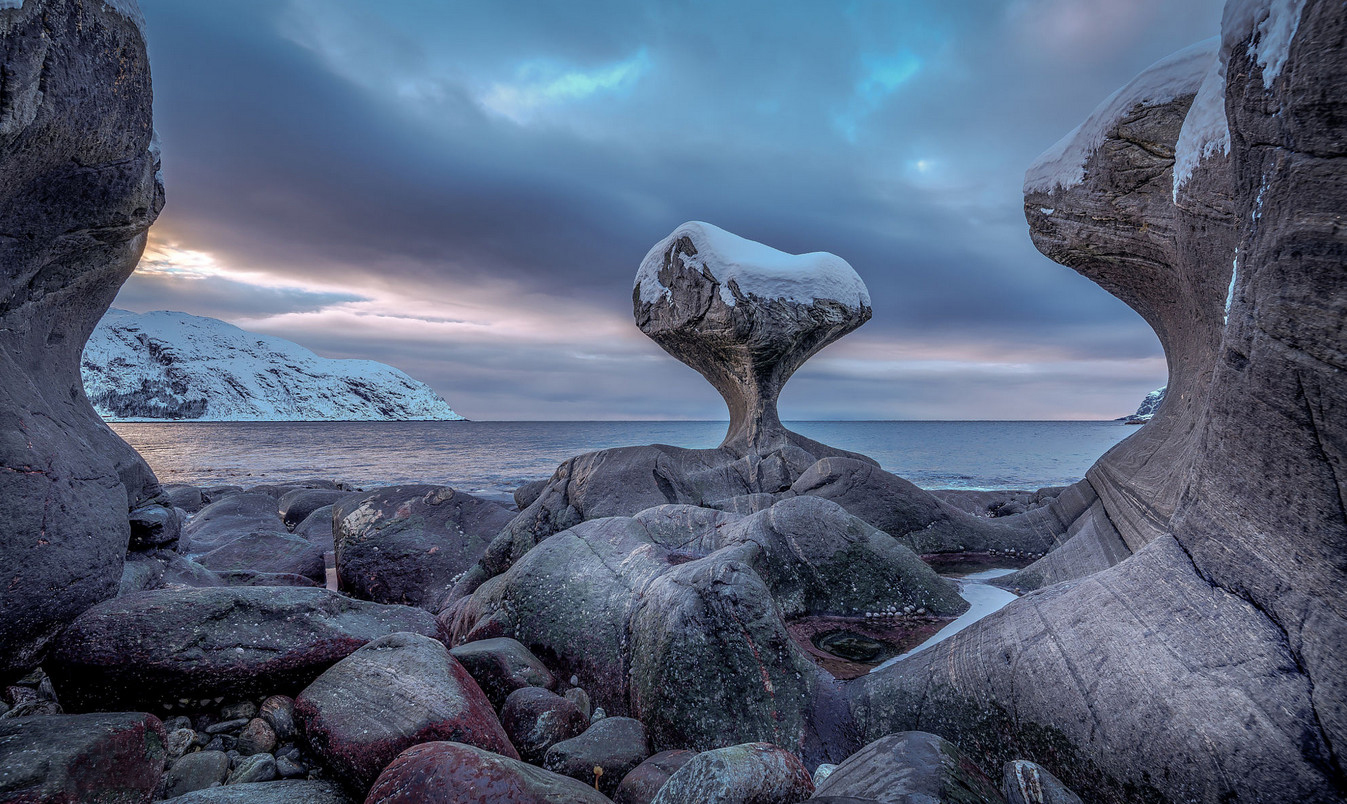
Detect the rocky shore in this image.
<box><xmin>0</xmin><ymin>0</ymin><xmax>1343</xmax><ymax>803</ymax></box>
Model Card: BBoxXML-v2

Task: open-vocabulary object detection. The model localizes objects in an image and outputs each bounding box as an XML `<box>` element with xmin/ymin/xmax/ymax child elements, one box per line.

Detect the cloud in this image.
<box><xmin>480</xmin><ymin>49</ymin><xmax>652</xmax><ymax>124</ymax></box>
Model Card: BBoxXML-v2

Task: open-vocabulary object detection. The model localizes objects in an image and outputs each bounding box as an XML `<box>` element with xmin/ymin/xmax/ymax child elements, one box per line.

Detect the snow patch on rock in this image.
<box><xmin>82</xmin><ymin>309</ymin><xmax>464</xmax><ymax>421</ymax></box>
<box><xmin>1225</xmin><ymin>0</ymin><xmax>1307</xmax><ymax>90</ymax></box>
<box><xmin>1025</xmin><ymin>38</ymin><xmax>1215</xmax><ymax>194</ymax></box>
<box><xmin>635</xmin><ymin>221</ymin><xmax>870</xmax><ymax>310</ymax></box>
<box><xmin>1173</xmin><ymin>39</ymin><xmax>1228</xmax><ymax>200</ymax></box>
<box><xmin>101</xmin><ymin>0</ymin><xmax>146</xmax><ymax>35</ymax></box>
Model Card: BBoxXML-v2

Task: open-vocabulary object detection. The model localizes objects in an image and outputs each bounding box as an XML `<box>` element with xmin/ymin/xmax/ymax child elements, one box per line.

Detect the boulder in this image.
<box><xmin>162</xmin><ymin>750</ymin><xmax>230</xmax><ymax>799</ymax></box>
<box><xmin>162</xmin><ymin>780</ymin><xmax>353</xmax><ymax>804</ymax></box>
<box><xmin>128</xmin><ymin>504</ymin><xmax>185</xmax><ymax>550</ymax></box>
<box><xmin>48</xmin><ymin>587</ymin><xmax>440</xmax><ymax>709</ymax></box>
<box><xmin>0</xmin><ymin>712</ymin><xmax>167</xmax><ymax>803</ymax></box>
<box><xmin>445</xmin><ymin>497</ymin><xmax>962</xmax><ymax>754</ymax></box>
<box><xmin>648</xmin><ymin>742</ymin><xmax>814</xmax><ymax>804</ymax></box>
<box><xmin>448</xmin><ymin>637</ymin><xmax>556</xmax><ymax>709</ymax></box>
<box><xmin>164</xmin><ymin>485</ymin><xmax>208</xmax><ymax>514</ymax></box>
<box><xmin>543</xmin><ymin>716</ymin><xmax>651</xmax><ymax>796</ymax></box>
<box><xmin>366</xmin><ymin>741</ymin><xmax>612</xmax><ymax>803</ymax></box>
<box><xmin>296</xmin><ymin>632</ymin><xmax>516</xmax><ymax>793</ymax></box>
<box><xmin>811</xmin><ymin>732</ymin><xmax>1005</xmax><ymax>803</ymax></box>
<box><xmin>0</xmin><ymin>0</ymin><xmax>164</xmax><ymax>675</ymax></box>
<box><xmin>183</xmin><ymin>493</ymin><xmax>289</xmax><ymax>553</ymax></box>
<box><xmin>335</xmin><ymin>485</ymin><xmax>514</xmax><ymax>609</ymax></box>
<box><xmin>1001</xmin><ymin>760</ymin><xmax>1083</xmax><ymax>804</ymax></box>
<box><xmin>613</xmin><ymin>750</ymin><xmax>695</xmax><ymax>804</ymax></box>
<box><xmin>279</xmin><ymin>488</ymin><xmax>350</xmax><ymax>530</ymax></box>
<box><xmin>500</xmin><ymin>686</ymin><xmax>589</xmax><ymax>765</ymax></box>
<box><xmin>295</xmin><ymin>505</ymin><xmax>337</xmax><ymax>551</ymax></box>
<box><xmin>194</xmin><ymin>531</ymin><xmax>326</xmax><ymax>581</ymax></box>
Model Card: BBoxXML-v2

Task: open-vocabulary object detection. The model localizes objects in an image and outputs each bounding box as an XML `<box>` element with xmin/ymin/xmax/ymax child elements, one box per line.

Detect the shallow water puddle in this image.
<box><xmin>871</xmin><ymin>568</ymin><xmax>1019</xmax><ymax>671</ymax></box>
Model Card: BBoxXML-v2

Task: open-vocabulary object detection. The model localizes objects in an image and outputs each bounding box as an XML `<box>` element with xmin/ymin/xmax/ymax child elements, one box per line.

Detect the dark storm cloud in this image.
<box><xmin>120</xmin><ymin>0</ymin><xmax>1225</xmax><ymax>419</ymax></box>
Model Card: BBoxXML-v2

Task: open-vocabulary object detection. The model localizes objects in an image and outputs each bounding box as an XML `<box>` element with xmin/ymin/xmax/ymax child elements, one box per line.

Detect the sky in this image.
<box><xmin>118</xmin><ymin>0</ymin><xmax>1228</xmax><ymax>421</ymax></box>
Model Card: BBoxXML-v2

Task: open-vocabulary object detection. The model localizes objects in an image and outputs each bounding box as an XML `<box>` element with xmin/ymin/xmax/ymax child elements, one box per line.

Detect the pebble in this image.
<box><xmin>206</xmin><ymin>718</ymin><xmax>249</xmax><ymax>735</ymax></box>
<box><xmin>166</xmin><ymin>728</ymin><xmax>196</xmax><ymax>760</ymax></box>
<box><xmin>591</xmin><ymin>707</ymin><xmax>607</xmax><ymax>722</ymax></box>
<box><xmin>276</xmin><ymin>756</ymin><xmax>306</xmax><ymax>778</ymax></box>
<box><xmin>227</xmin><ymin>752</ymin><xmax>277</xmax><ymax>784</ymax></box>
<box><xmin>260</xmin><ymin>695</ymin><xmax>297</xmax><ymax>741</ymax></box>
<box><xmin>204</xmin><ymin>734</ymin><xmax>237</xmax><ymax>753</ymax></box>
<box><xmin>164</xmin><ymin>715</ymin><xmax>192</xmax><ymax>732</ymax></box>
<box><xmin>236</xmin><ymin>718</ymin><xmax>277</xmax><ymax>756</ymax></box>
<box><xmin>564</xmin><ymin>687</ymin><xmax>592</xmax><ymax>719</ymax></box>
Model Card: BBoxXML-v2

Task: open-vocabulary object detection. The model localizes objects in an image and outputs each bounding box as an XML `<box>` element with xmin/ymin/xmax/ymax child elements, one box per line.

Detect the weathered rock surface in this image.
<box><xmin>848</xmin><ymin>7</ymin><xmax>1347</xmax><ymax>802</ymax></box>
<box><xmin>1001</xmin><ymin>760</ymin><xmax>1082</xmax><ymax>804</ymax></box>
<box><xmin>445</xmin><ymin>496</ymin><xmax>963</xmax><ymax>754</ymax></box>
<box><xmin>613</xmin><ymin>749</ymin><xmax>695</xmax><ymax>804</ymax></box>
<box><xmin>500</xmin><ymin>686</ymin><xmax>590</xmax><ymax>765</ymax></box>
<box><xmin>296</xmin><ymin>631</ymin><xmax>516</xmax><ymax>793</ymax></box>
<box><xmin>47</xmin><ymin>587</ymin><xmax>440</xmax><ymax>709</ymax></box>
<box><xmin>365</xmin><ymin>740</ymin><xmax>612</xmax><ymax>804</ymax></box>
<box><xmin>0</xmin><ymin>712</ymin><xmax>167</xmax><ymax>803</ymax></box>
<box><xmin>162</xmin><ymin>780</ymin><xmax>353</xmax><ymax>804</ymax></box>
<box><xmin>543</xmin><ymin>716</ymin><xmax>651</xmax><ymax>796</ymax></box>
<box><xmin>811</xmin><ymin>732</ymin><xmax>1006</xmax><ymax>803</ymax></box>
<box><xmin>0</xmin><ymin>0</ymin><xmax>165</xmax><ymax>675</ymax></box>
<box><xmin>335</xmin><ymin>485</ymin><xmax>514</xmax><ymax>609</ymax></box>
<box><xmin>449</xmin><ymin>637</ymin><xmax>556</xmax><ymax>709</ymax></box>
<box><xmin>648</xmin><ymin>742</ymin><xmax>814</xmax><ymax>804</ymax></box>
<box><xmin>194</xmin><ymin>531</ymin><xmax>326</xmax><ymax>581</ymax></box>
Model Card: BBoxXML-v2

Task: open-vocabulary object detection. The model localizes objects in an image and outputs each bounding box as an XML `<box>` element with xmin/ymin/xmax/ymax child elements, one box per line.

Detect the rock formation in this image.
<box><xmin>0</xmin><ymin>0</ymin><xmax>164</xmax><ymax>676</ymax></box>
<box><xmin>848</xmin><ymin>3</ymin><xmax>1347</xmax><ymax>801</ymax></box>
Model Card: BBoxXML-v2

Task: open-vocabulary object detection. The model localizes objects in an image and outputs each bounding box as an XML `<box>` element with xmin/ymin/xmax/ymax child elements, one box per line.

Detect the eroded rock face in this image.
<box><xmin>0</xmin><ymin>0</ymin><xmax>165</xmax><ymax>676</ymax></box>
<box><xmin>848</xmin><ymin>4</ymin><xmax>1347</xmax><ymax>802</ymax></box>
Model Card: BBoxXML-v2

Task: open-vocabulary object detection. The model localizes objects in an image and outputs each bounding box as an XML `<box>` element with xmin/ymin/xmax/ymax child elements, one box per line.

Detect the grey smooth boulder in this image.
<box><xmin>128</xmin><ymin>504</ymin><xmax>185</xmax><ymax>550</ymax></box>
<box><xmin>162</xmin><ymin>780</ymin><xmax>353</xmax><ymax>804</ymax></box>
<box><xmin>543</xmin><ymin>716</ymin><xmax>651</xmax><ymax>796</ymax></box>
<box><xmin>0</xmin><ymin>0</ymin><xmax>165</xmax><ymax>676</ymax></box>
<box><xmin>295</xmin><ymin>505</ymin><xmax>337</xmax><ymax>551</ymax></box>
<box><xmin>649</xmin><ymin>742</ymin><xmax>814</xmax><ymax>804</ymax></box>
<box><xmin>0</xmin><ymin>712</ymin><xmax>167</xmax><ymax>803</ymax></box>
<box><xmin>47</xmin><ymin>587</ymin><xmax>440</xmax><ymax>709</ymax></box>
<box><xmin>335</xmin><ymin>485</ymin><xmax>514</xmax><ymax>609</ymax></box>
<box><xmin>226</xmin><ymin>752</ymin><xmax>277</xmax><ymax>784</ymax></box>
<box><xmin>183</xmin><ymin>493</ymin><xmax>289</xmax><ymax>553</ymax></box>
<box><xmin>162</xmin><ymin>750</ymin><xmax>230</xmax><ymax>799</ymax></box>
<box><xmin>500</xmin><ymin>686</ymin><xmax>589</xmax><ymax>765</ymax></box>
<box><xmin>194</xmin><ymin>531</ymin><xmax>326</xmax><ymax>581</ymax></box>
<box><xmin>811</xmin><ymin>732</ymin><xmax>1006</xmax><ymax>803</ymax></box>
<box><xmin>445</xmin><ymin>497</ymin><xmax>962</xmax><ymax>755</ymax></box>
<box><xmin>365</xmin><ymin>741</ymin><xmax>612</xmax><ymax>803</ymax></box>
<box><xmin>1002</xmin><ymin>760</ymin><xmax>1083</xmax><ymax>804</ymax></box>
<box><xmin>295</xmin><ymin>632</ymin><xmax>516</xmax><ymax>793</ymax></box>
<box><xmin>449</xmin><ymin>637</ymin><xmax>556</xmax><ymax>709</ymax></box>
<box><xmin>164</xmin><ymin>484</ymin><xmax>208</xmax><ymax>513</ymax></box>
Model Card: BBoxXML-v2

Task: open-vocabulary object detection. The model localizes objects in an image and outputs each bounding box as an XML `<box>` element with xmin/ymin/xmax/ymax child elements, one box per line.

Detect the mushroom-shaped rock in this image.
<box><xmin>0</xmin><ymin>0</ymin><xmax>165</xmax><ymax>675</ymax></box>
<box><xmin>635</xmin><ymin>221</ymin><xmax>871</xmax><ymax>456</ymax></box>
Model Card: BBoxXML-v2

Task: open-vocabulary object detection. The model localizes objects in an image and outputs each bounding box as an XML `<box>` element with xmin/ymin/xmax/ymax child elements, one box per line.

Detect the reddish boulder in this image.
<box><xmin>365</xmin><ymin>741</ymin><xmax>611</xmax><ymax>804</ymax></box>
<box><xmin>296</xmin><ymin>632</ymin><xmax>515</xmax><ymax>793</ymax></box>
<box><xmin>614</xmin><ymin>750</ymin><xmax>695</xmax><ymax>804</ymax></box>
<box><xmin>0</xmin><ymin>712</ymin><xmax>167</xmax><ymax>803</ymax></box>
<box><xmin>500</xmin><ymin>686</ymin><xmax>590</xmax><ymax>764</ymax></box>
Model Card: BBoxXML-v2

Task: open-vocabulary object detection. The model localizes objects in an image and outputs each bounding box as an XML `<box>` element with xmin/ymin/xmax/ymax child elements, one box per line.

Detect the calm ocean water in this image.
<box><xmin>109</xmin><ymin>420</ymin><xmax>1132</xmax><ymax>500</ymax></box>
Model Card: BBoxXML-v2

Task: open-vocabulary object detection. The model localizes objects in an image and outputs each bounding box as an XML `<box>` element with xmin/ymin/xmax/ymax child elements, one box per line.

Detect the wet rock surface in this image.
<box><xmin>295</xmin><ymin>631</ymin><xmax>515</xmax><ymax>793</ymax></box>
<box><xmin>448</xmin><ymin>637</ymin><xmax>556</xmax><ymax>710</ymax></box>
<box><xmin>1001</xmin><ymin>760</ymin><xmax>1083</xmax><ymax>804</ymax></box>
<box><xmin>365</xmin><ymin>741</ymin><xmax>612</xmax><ymax>804</ymax></box>
<box><xmin>161</xmin><ymin>780</ymin><xmax>353</xmax><ymax>803</ymax></box>
<box><xmin>543</xmin><ymin>716</ymin><xmax>651</xmax><ymax>796</ymax></box>
<box><xmin>613</xmin><ymin>749</ymin><xmax>695</xmax><ymax>804</ymax></box>
<box><xmin>500</xmin><ymin>686</ymin><xmax>590</xmax><ymax>765</ymax></box>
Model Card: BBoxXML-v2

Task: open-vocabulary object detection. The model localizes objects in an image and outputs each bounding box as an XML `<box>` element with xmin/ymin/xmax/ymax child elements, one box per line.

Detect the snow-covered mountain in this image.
<box><xmin>81</xmin><ymin>310</ymin><xmax>464</xmax><ymax>422</ymax></box>
<box><xmin>1121</xmin><ymin>386</ymin><xmax>1166</xmax><ymax>424</ymax></box>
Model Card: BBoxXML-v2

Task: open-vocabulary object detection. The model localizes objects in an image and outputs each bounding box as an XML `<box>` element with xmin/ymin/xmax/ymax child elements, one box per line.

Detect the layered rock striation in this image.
<box><xmin>848</xmin><ymin>3</ymin><xmax>1347</xmax><ymax>802</ymax></box>
<box><xmin>0</xmin><ymin>0</ymin><xmax>165</xmax><ymax>675</ymax></box>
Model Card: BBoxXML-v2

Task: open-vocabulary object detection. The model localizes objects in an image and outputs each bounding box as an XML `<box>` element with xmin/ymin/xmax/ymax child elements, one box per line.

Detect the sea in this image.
<box><xmin>110</xmin><ymin>420</ymin><xmax>1132</xmax><ymax>502</ymax></box>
